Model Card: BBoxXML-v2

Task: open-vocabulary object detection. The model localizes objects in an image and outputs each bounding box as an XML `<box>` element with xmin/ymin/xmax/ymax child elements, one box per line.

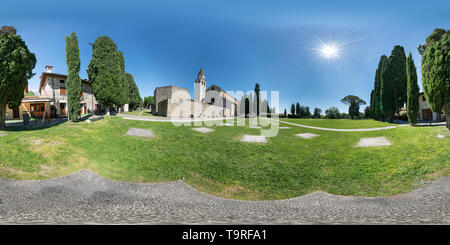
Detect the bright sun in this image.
<box><xmin>320</xmin><ymin>44</ymin><xmax>339</xmax><ymax>58</ymax></box>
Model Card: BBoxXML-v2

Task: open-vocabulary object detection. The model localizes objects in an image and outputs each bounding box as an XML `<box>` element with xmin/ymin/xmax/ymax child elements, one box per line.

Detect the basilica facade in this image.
<box><xmin>153</xmin><ymin>69</ymin><xmax>239</xmax><ymax>118</ymax></box>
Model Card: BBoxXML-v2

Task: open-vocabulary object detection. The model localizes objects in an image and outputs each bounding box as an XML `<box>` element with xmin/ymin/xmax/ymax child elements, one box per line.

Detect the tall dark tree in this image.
<box><xmin>340</xmin><ymin>95</ymin><xmax>366</xmax><ymax>119</ymax></box>
<box><xmin>295</xmin><ymin>102</ymin><xmax>300</xmax><ymax>117</ymax></box>
<box><xmin>245</xmin><ymin>98</ymin><xmax>250</xmax><ymax>117</ymax></box>
<box><xmin>369</xmin><ymin>89</ymin><xmax>374</xmax><ymax>118</ymax></box>
<box><xmin>418</xmin><ymin>28</ymin><xmax>450</xmax><ymax>129</ymax></box>
<box><xmin>283</xmin><ymin>108</ymin><xmax>287</xmax><ymax>117</ymax></box>
<box><xmin>65</xmin><ymin>32</ymin><xmax>82</xmax><ymax>121</ymax></box>
<box><xmin>116</xmin><ymin>51</ymin><xmax>128</xmax><ymax>112</ymax></box>
<box><xmin>290</xmin><ymin>104</ymin><xmax>295</xmax><ymax>116</ymax></box>
<box><xmin>389</xmin><ymin>45</ymin><xmax>407</xmax><ymax>113</ymax></box>
<box><xmin>406</xmin><ymin>53</ymin><xmax>419</xmax><ymax>125</ymax></box>
<box><xmin>87</xmin><ymin>36</ymin><xmax>124</xmax><ymax>116</ymax></box>
<box><xmin>305</xmin><ymin>106</ymin><xmax>311</xmax><ymax>118</ymax></box>
<box><xmin>364</xmin><ymin>106</ymin><xmax>371</xmax><ymax>118</ymax></box>
<box><xmin>125</xmin><ymin>73</ymin><xmax>141</xmax><ymax>110</ymax></box>
<box><xmin>380</xmin><ymin>57</ymin><xmax>396</xmax><ymax>122</ymax></box>
<box><xmin>0</xmin><ymin>26</ymin><xmax>36</xmax><ymax>128</ymax></box>
<box><xmin>373</xmin><ymin>55</ymin><xmax>387</xmax><ymax>120</ymax></box>
<box><xmin>254</xmin><ymin>83</ymin><xmax>260</xmax><ymax>116</ymax></box>
<box><xmin>313</xmin><ymin>107</ymin><xmax>322</xmax><ymax>118</ymax></box>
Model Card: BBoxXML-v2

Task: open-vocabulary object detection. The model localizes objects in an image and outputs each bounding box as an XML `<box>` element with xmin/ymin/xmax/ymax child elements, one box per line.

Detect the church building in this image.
<box><xmin>153</xmin><ymin>69</ymin><xmax>239</xmax><ymax>118</ymax></box>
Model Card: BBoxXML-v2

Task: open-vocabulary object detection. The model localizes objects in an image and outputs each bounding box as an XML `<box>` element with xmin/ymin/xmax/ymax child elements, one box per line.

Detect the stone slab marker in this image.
<box><xmin>279</xmin><ymin>127</ymin><xmax>290</xmax><ymax>129</ymax></box>
<box><xmin>125</xmin><ymin>128</ymin><xmax>155</xmax><ymax>138</ymax></box>
<box><xmin>240</xmin><ymin>135</ymin><xmax>267</xmax><ymax>143</ymax></box>
<box><xmin>87</xmin><ymin>115</ymin><xmax>104</xmax><ymax>123</ymax></box>
<box><xmin>0</xmin><ymin>132</ymin><xmax>6</xmax><ymax>137</ymax></box>
<box><xmin>357</xmin><ymin>137</ymin><xmax>391</xmax><ymax>147</ymax></box>
<box><xmin>296</xmin><ymin>133</ymin><xmax>319</xmax><ymax>139</ymax></box>
<box><xmin>191</xmin><ymin>127</ymin><xmax>214</xmax><ymax>133</ymax></box>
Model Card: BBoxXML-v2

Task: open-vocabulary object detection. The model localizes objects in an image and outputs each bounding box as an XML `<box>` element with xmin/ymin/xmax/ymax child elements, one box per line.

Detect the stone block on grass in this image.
<box><xmin>357</xmin><ymin>137</ymin><xmax>391</xmax><ymax>147</ymax></box>
<box><xmin>192</xmin><ymin>127</ymin><xmax>215</xmax><ymax>133</ymax></box>
<box><xmin>125</xmin><ymin>128</ymin><xmax>154</xmax><ymax>138</ymax></box>
<box><xmin>240</xmin><ymin>135</ymin><xmax>267</xmax><ymax>143</ymax></box>
<box><xmin>296</xmin><ymin>133</ymin><xmax>319</xmax><ymax>139</ymax></box>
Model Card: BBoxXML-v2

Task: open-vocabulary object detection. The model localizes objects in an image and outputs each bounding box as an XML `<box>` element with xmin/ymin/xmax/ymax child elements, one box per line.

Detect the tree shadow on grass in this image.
<box><xmin>1</xmin><ymin>114</ymin><xmax>93</xmax><ymax>132</ymax></box>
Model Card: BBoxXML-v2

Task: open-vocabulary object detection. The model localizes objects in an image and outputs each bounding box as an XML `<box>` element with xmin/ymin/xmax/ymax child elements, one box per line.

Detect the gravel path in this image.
<box><xmin>280</xmin><ymin>120</ymin><xmax>400</xmax><ymax>132</ymax></box>
<box><xmin>0</xmin><ymin>170</ymin><xmax>448</xmax><ymax>224</ymax></box>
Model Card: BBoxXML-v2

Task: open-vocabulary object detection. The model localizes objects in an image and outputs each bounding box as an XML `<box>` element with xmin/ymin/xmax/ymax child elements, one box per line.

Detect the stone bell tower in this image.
<box><xmin>194</xmin><ymin>68</ymin><xmax>206</xmax><ymax>101</ymax></box>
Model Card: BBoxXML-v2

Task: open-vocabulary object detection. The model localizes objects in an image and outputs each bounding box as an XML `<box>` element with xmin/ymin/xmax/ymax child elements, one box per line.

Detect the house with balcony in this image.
<box><xmin>39</xmin><ymin>65</ymin><xmax>103</xmax><ymax>115</ymax></box>
<box><xmin>418</xmin><ymin>92</ymin><xmax>445</xmax><ymax>121</ymax></box>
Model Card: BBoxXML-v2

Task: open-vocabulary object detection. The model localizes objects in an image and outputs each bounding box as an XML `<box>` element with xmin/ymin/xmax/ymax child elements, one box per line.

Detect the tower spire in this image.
<box><xmin>194</xmin><ymin>68</ymin><xmax>206</xmax><ymax>101</ymax></box>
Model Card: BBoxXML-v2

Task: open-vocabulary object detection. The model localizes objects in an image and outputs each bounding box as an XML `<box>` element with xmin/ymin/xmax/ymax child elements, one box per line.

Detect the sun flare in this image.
<box><xmin>320</xmin><ymin>44</ymin><xmax>339</xmax><ymax>58</ymax></box>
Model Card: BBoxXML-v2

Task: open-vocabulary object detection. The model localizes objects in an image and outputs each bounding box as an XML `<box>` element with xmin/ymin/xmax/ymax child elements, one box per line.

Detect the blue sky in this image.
<box><xmin>1</xmin><ymin>0</ymin><xmax>449</xmax><ymax>113</ymax></box>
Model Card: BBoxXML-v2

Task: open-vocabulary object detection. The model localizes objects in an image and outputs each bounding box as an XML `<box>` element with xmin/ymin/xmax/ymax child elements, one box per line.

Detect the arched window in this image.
<box><xmin>211</xmin><ymin>98</ymin><xmax>215</xmax><ymax>104</ymax></box>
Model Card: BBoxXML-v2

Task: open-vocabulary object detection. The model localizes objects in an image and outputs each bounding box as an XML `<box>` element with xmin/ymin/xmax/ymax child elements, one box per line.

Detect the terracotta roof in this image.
<box><xmin>39</xmin><ymin>72</ymin><xmax>89</xmax><ymax>93</ymax></box>
<box><xmin>22</xmin><ymin>96</ymin><xmax>52</xmax><ymax>103</ymax></box>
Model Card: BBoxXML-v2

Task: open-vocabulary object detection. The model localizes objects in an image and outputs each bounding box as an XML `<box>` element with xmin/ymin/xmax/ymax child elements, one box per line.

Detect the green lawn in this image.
<box><xmin>280</xmin><ymin>118</ymin><xmax>397</xmax><ymax>129</ymax></box>
<box><xmin>122</xmin><ymin>110</ymin><xmax>155</xmax><ymax>116</ymax></box>
<box><xmin>0</xmin><ymin>117</ymin><xmax>448</xmax><ymax>200</ymax></box>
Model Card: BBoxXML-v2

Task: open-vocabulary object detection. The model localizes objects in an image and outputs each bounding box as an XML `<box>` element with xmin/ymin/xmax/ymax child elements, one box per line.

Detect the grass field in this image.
<box><xmin>0</xmin><ymin>117</ymin><xmax>448</xmax><ymax>200</ymax></box>
<box><xmin>280</xmin><ymin>118</ymin><xmax>397</xmax><ymax>129</ymax></box>
<box><xmin>122</xmin><ymin>110</ymin><xmax>155</xmax><ymax>116</ymax></box>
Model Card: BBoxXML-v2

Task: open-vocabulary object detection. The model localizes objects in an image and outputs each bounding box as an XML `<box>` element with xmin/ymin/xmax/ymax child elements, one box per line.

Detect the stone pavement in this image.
<box><xmin>0</xmin><ymin>170</ymin><xmax>448</xmax><ymax>224</ymax></box>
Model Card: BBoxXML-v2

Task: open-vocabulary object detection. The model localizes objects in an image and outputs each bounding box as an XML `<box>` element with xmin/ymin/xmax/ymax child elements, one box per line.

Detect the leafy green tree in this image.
<box><xmin>325</xmin><ymin>107</ymin><xmax>339</xmax><ymax>119</ymax></box>
<box><xmin>65</xmin><ymin>32</ymin><xmax>82</xmax><ymax>121</ymax></box>
<box><xmin>305</xmin><ymin>106</ymin><xmax>311</xmax><ymax>118</ymax></box>
<box><xmin>390</xmin><ymin>45</ymin><xmax>407</xmax><ymax>113</ymax></box>
<box><xmin>340</xmin><ymin>95</ymin><xmax>366</xmax><ymax>119</ymax></box>
<box><xmin>125</xmin><ymin>73</ymin><xmax>141</xmax><ymax>110</ymax></box>
<box><xmin>380</xmin><ymin>57</ymin><xmax>396</xmax><ymax>122</ymax></box>
<box><xmin>0</xmin><ymin>26</ymin><xmax>36</xmax><ymax>128</ymax></box>
<box><xmin>418</xmin><ymin>28</ymin><xmax>450</xmax><ymax>129</ymax></box>
<box><xmin>290</xmin><ymin>103</ymin><xmax>295</xmax><ymax>116</ymax></box>
<box><xmin>373</xmin><ymin>55</ymin><xmax>387</xmax><ymax>120</ymax></box>
<box><xmin>25</xmin><ymin>91</ymin><xmax>35</xmax><ymax>96</ymax></box>
<box><xmin>364</xmin><ymin>106</ymin><xmax>370</xmax><ymax>118</ymax></box>
<box><xmin>254</xmin><ymin>83</ymin><xmax>260</xmax><ymax>116</ymax></box>
<box><xmin>87</xmin><ymin>36</ymin><xmax>124</xmax><ymax>116</ymax></box>
<box><xmin>143</xmin><ymin>96</ymin><xmax>154</xmax><ymax>109</ymax></box>
<box><xmin>313</xmin><ymin>107</ymin><xmax>322</xmax><ymax>118</ymax></box>
<box><xmin>406</xmin><ymin>53</ymin><xmax>419</xmax><ymax>125</ymax></box>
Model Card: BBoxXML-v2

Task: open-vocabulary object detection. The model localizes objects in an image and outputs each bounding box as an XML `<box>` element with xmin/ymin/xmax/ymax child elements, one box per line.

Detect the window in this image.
<box><xmin>60</xmin><ymin>87</ymin><xmax>66</xmax><ymax>95</ymax></box>
<box><xmin>60</xmin><ymin>79</ymin><xmax>65</xmax><ymax>85</ymax></box>
<box><xmin>211</xmin><ymin>98</ymin><xmax>215</xmax><ymax>104</ymax></box>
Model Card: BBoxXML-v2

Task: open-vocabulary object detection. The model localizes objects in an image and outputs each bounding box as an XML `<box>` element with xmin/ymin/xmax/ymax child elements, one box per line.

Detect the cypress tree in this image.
<box><xmin>125</xmin><ymin>73</ymin><xmax>141</xmax><ymax>110</ymax></box>
<box><xmin>374</xmin><ymin>55</ymin><xmax>387</xmax><ymax>120</ymax></box>
<box><xmin>290</xmin><ymin>104</ymin><xmax>295</xmax><ymax>116</ymax></box>
<box><xmin>254</xmin><ymin>83</ymin><xmax>260</xmax><ymax>116</ymax></box>
<box><xmin>380</xmin><ymin>57</ymin><xmax>396</xmax><ymax>122</ymax></box>
<box><xmin>369</xmin><ymin>89</ymin><xmax>374</xmax><ymax>118</ymax></box>
<box><xmin>117</xmin><ymin>51</ymin><xmax>128</xmax><ymax>112</ymax></box>
<box><xmin>65</xmin><ymin>32</ymin><xmax>82</xmax><ymax>121</ymax></box>
<box><xmin>406</xmin><ymin>53</ymin><xmax>419</xmax><ymax>125</ymax></box>
<box><xmin>418</xmin><ymin>28</ymin><xmax>450</xmax><ymax>129</ymax></box>
<box><xmin>0</xmin><ymin>26</ymin><xmax>36</xmax><ymax>128</ymax></box>
<box><xmin>295</xmin><ymin>102</ymin><xmax>300</xmax><ymax>117</ymax></box>
<box><xmin>389</xmin><ymin>45</ymin><xmax>407</xmax><ymax>113</ymax></box>
<box><xmin>87</xmin><ymin>36</ymin><xmax>124</xmax><ymax>116</ymax></box>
